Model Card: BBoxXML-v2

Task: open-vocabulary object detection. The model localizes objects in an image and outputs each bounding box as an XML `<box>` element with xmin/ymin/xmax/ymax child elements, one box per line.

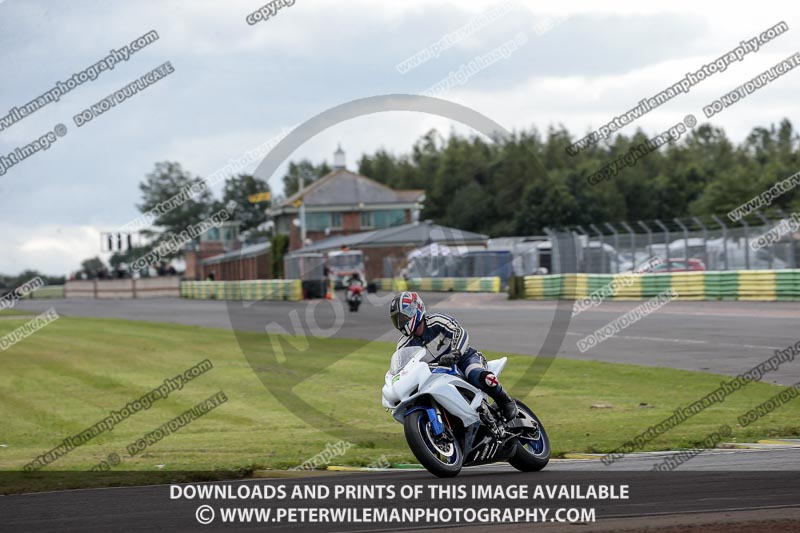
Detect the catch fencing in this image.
<box><xmin>556</xmin><ymin>215</ymin><xmax>798</xmax><ymax>274</ymax></box>
<box><xmin>383</xmin><ymin>251</ymin><xmax>514</xmax><ymax>284</ymax></box>
<box><xmin>380</xmin><ymin>215</ymin><xmax>799</xmax><ymax>285</ymax></box>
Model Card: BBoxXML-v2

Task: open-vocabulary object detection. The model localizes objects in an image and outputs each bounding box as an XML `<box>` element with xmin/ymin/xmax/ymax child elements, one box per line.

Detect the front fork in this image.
<box><xmin>424</xmin><ymin>407</ymin><xmax>445</xmax><ymax>436</ymax></box>
<box><xmin>413</xmin><ymin>400</ymin><xmax>451</xmax><ymax>437</ymax></box>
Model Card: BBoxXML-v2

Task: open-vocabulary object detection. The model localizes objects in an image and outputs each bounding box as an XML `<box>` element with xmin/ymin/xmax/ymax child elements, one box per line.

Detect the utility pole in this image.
<box><xmin>299</xmin><ymin>173</ymin><xmax>306</xmax><ymax>246</ymax></box>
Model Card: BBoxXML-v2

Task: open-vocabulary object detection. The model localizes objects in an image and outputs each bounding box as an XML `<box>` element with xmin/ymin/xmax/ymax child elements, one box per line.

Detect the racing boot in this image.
<box><xmin>494</xmin><ymin>389</ymin><xmax>518</xmax><ymax>420</ymax></box>
<box><xmin>479</xmin><ymin>370</ymin><xmax>518</xmax><ymax>420</ymax></box>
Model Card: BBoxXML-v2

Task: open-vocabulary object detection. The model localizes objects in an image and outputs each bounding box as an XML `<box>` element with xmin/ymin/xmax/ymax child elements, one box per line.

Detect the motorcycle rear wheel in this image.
<box><xmin>404</xmin><ymin>410</ymin><xmax>463</xmax><ymax>477</ymax></box>
<box><xmin>507</xmin><ymin>400</ymin><xmax>550</xmax><ymax>472</ymax></box>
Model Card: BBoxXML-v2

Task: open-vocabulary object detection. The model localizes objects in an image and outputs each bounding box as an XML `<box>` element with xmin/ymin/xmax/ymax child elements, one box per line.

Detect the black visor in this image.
<box><xmin>390</xmin><ymin>308</ymin><xmax>411</xmax><ymax>331</ymax></box>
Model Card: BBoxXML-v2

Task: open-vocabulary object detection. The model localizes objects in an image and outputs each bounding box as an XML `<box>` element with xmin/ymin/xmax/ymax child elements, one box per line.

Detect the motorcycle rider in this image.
<box><xmin>389</xmin><ymin>291</ymin><xmax>518</xmax><ymax>420</ymax></box>
<box><xmin>345</xmin><ymin>272</ymin><xmax>363</xmax><ymax>295</ymax></box>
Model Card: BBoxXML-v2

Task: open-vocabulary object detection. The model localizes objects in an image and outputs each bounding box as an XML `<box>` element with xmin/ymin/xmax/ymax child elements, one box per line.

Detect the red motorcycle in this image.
<box><xmin>345</xmin><ymin>276</ymin><xmax>364</xmax><ymax>312</ymax></box>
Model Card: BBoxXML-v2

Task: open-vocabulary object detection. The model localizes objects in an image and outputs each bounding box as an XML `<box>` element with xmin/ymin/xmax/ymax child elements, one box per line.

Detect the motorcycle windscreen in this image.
<box><xmin>388</xmin><ymin>346</ymin><xmax>427</xmax><ymax>375</ymax></box>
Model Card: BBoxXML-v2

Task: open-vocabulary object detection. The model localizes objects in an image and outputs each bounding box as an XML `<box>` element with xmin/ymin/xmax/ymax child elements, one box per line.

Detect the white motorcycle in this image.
<box><xmin>381</xmin><ymin>346</ymin><xmax>550</xmax><ymax>477</ymax></box>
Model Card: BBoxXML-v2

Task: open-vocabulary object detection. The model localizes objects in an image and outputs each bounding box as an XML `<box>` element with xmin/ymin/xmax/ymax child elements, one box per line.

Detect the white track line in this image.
<box><xmin>564</xmin><ymin>331</ymin><xmax>784</xmax><ymax>351</ymax></box>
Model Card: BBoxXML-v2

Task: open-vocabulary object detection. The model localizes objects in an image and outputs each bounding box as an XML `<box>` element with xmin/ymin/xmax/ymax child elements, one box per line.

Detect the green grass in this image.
<box><xmin>0</xmin><ymin>309</ymin><xmax>35</xmax><ymax>316</ymax></box>
<box><xmin>0</xmin><ymin>315</ymin><xmax>798</xmax><ymax>487</ymax></box>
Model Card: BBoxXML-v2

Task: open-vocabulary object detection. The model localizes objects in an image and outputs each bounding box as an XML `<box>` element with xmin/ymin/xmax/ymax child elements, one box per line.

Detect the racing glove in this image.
<box><xmin>438</xmin><ymin>350</ymin><xmax>460</xmax><ymax>367</ymax></box>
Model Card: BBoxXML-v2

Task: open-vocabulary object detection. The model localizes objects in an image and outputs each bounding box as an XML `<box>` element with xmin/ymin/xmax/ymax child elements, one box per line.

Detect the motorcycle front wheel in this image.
<box><xmin>507</xmin><ymin>400</ymin><xmax>550</xmax><ymax>472</ymax></box>
<box><xmin>403</xmin><ymin>410</ymin><xmax>463</xmax><ymax>477</ymax></box>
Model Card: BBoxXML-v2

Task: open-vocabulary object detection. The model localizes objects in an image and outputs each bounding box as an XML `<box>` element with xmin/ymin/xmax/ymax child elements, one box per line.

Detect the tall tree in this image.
<box><xmin>137</xmin><ymin>162</ymin><xmax>214</xmax><ymax>235</ymax></box>
<box><xmin>80</xmin><ymin>257</ymin><xmax>106</xmax><ymax>276</ymax></box>
<box><xmin>282</xmin><ymin>159</ymin><xmax>331</xmax><ymax>196</ymax></box>
<box><xmin>220</xmin><ymin>174</ymin><xmax>271</xmax><ymax>234</ymax></box>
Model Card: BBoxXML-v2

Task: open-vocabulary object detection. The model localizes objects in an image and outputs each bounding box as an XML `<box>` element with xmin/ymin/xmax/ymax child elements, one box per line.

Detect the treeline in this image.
<box><xmin>341</xmin><ymin>119</ymin><xmax>800</xmax><ymax>236</ymax></box>
<box><xmin>0</xmin><ymin>271</ymin><xmax>65</xmax><ymax>292</ymax></box>
<box><xmin>69</xmin><ymin>118</ymin><xmax>798</xmax><ymax>277</ymax></box>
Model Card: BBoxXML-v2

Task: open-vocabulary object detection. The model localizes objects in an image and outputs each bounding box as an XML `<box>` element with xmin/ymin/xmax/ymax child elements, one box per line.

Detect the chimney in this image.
<box><xmin>333</xmin><ymin>143</ymin><xmax>345</xmax><ymax>170</ymax></box>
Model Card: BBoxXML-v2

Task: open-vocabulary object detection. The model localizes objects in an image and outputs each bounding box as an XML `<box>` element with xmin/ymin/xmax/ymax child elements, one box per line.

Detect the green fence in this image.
<box><xmin>180</xmin><ymin>280</ymin><xmax>302</xmax><ymax>301</ymax></box>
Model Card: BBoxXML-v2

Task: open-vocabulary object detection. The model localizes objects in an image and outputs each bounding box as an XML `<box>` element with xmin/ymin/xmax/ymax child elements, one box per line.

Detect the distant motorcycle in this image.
<box><xmin>381</xmin><ymin>346</ymin><xmax>550</xmax><ymax>477</ymax></box>
<box><xmin>345</xmin><ymin>277</ymin><xmax>364</xmax><ymax>312</ymax></box>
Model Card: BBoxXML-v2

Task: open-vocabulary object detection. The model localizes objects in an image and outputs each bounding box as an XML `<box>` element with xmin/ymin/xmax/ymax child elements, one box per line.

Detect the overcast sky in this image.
<box><xmin>1</xmin><ymin>0</ymin><xmax>799</xmax><ymax>275</ymax></box>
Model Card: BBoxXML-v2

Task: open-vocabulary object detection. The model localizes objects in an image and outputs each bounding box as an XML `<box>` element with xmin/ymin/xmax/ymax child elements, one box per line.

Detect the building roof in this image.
<box><xmin>273</xmin><ymin>168</ymin><xmax>424</xmax><ymax>211</ymax></box>
<box><xmin>291</xmin><ymin>221</ymin><xmax>488</xmax><ymax>253</ymax></box>
<box><xmin>201</xmin><ymin>241</ymin><xmax>271</xmax><ymax>266</ymax></box>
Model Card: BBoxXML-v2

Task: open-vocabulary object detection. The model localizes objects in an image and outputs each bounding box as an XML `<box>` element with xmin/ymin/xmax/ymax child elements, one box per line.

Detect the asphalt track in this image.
<box><xmin>1</xmin><ymin>460</ymin><xmax>799</xmax><ymax>532</ymax></box>
<box><xmin>15</xmin><ymin>293</ymin><xmax>800</xmax><ymax>384</ymax></box>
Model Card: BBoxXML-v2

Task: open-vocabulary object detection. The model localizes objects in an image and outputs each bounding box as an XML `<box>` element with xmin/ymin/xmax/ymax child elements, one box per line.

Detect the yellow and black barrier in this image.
<box><xmin>374</xmin><ymin>277</ymin><xmax>501</xmax><ymax>293</ymax></box>
<box><xmin>519</xmin><ymin>270</ymin><xmax>800</xmax><ymax>301</ymax></box>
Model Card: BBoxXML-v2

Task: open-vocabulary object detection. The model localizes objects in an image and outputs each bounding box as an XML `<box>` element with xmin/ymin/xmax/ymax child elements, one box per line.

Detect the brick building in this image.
<box><xmin>183</xmin><ymin>221</ymin><xmax>240</xmax><ymax>280</ymax></box>
<box><xmin>268</xmin><ymin>147</ymin><xmax>424</xmax><ymax>251</ymax></box>
<box><xmin>291</xmin><ymin>221</ymin><xmax>489</xmax><ymax>280</ymax></box>
<box><xmin>199</xmin><ymin>241</ymin><xmax>272</xmax><ymax>281</ymax></box>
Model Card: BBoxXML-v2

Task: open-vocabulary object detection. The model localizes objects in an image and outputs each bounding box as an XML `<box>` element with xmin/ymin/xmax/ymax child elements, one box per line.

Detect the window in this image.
<box><xmin>305</xmin><ymin>212</ymin><xmax>342</xmax><ymax>231</ymax></box>
<box><xmin>222</xmin><ymin>226</ymin><xmax>237</xmax><ymax>241</ymax></box>
<box><xmin>373</xmin><ymin>209</ymin><xmax>405</xmax><ymax>228</ymax></box>
<box><xmin>361</xmin><ymin>210</ymin><xmax>405</xmax><ymax>229</ymax></box>
<box><xmin>201</xmin><ymin>227</ymin><xmax>220</xmax><ymax>242</ymax></box>
<box><xmin>360</xmin><ymin>211</ymin><xmax>373</xmax><ymax>228</ymax></box>
<box><xmin>305</xmin><ymin>212</ymin><xmax>329</xmax><ymax>231</ymax></box>
<box><xmin>276</xmin><ymin>215</ymin><xmax>292</xmax><ymax>234</ymax></box>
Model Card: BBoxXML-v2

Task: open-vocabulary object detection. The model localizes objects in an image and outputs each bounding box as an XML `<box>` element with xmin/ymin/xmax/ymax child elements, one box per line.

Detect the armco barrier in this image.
<box><xmin>374</xmin><ymin>277</ymin><xmax>501</xmax><ymax>293</ymax></box>
<box><xmin>520</xmin><ymin>270</ymin><xmax>800</xmax><ymax>301</ymax></box>
<box><xmin>180</xmin><ymin>280</ymin><xmax>302</xmax><ymax>301</ymax></box>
